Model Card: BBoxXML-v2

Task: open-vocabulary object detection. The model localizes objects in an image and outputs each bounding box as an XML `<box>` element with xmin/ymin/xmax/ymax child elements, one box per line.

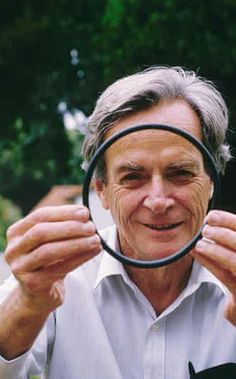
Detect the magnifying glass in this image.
<box><xmin>82</xmin><ymin>124</ymin><xmax>220</xmax><ymax>269</ymax></box>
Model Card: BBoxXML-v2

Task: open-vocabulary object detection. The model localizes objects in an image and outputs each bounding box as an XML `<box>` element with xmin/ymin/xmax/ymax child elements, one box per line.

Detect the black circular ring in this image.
<box><xmin>82</xmin><ymin>124</ymin><xmax>220</xmax><ymax>268</ymax></box>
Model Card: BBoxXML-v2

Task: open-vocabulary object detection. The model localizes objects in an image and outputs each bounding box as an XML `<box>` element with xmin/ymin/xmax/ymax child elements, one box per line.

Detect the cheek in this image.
<box><xmin>182</xmin><ymin>178</ymin><xmax>212</xmax><ymax>221</ymax></box>
<box><xmin>107</xmin><ymin>186</ymin><xmax>142</xmax><ymax>224</ymax></box>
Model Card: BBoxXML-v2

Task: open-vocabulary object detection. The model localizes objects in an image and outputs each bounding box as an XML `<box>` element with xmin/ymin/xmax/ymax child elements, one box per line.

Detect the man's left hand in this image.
<box><xmin>191</xmin><ymin>210</ymin><xmax>236</xmax><ymax>326</ymax></box>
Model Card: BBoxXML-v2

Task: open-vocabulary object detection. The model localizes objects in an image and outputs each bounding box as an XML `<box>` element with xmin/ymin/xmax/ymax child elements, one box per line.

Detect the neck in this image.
<box><xmin>125</xmin><ymin>255</ymin><xmax>194</xmax><ymax>315</ymax></box>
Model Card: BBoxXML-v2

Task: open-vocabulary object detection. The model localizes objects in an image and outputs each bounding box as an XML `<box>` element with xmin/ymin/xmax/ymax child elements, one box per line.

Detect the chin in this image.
<box><xmin>135</xmin><ymin>249</ymin><xmax>177</xmax><ymax>261</ymax></box>
<box><xmin>135</xmin><ymin>242</ymin><xmax>190</xmax><ymax>261</ymax></box>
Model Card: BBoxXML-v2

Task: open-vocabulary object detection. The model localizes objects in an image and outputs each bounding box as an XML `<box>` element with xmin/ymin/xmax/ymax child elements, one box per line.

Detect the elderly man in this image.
<box><xmin>0</xmin><ymin>66</ymin><xmax>236</xmax><ymax>379</ymax></box>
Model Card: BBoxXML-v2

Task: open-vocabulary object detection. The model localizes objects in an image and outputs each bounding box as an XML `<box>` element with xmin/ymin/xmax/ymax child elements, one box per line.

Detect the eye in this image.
<box><xmin>120</xmin><ymin>173</ymin><xmax>145</xmax><ymax>186</ymax></box>
<box><xmin>175</xmin><ymin>169</ymin><xmax>193</xmax><ymax>177</ymax></box>
<box><xmin>168</xmin><ymin>169</ymin><xmax>195</xmax><ymax>184</ymax></box>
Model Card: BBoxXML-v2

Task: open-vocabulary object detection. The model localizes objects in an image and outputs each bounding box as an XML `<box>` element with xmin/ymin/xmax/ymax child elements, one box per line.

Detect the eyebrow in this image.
<box><xmin>167</xmin><ymin>161</ymin><xmax>201</xmax><ymax>171</ymax></box>
<box><xmin>114</xmin><ymin>160</ymin><xmax>201</xmax><ymax>175</ymax></box>
<box><xmin>114</xmin><ymin>163</ymin><xmax>145</xmax><ymax>176</ymax></box>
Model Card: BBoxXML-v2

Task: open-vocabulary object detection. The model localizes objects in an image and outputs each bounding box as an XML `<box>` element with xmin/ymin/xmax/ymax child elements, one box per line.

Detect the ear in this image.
<box><xmin>94</xmin><ymin>179</ymin><xmax>110</xmax><ymax>210</ymax></box>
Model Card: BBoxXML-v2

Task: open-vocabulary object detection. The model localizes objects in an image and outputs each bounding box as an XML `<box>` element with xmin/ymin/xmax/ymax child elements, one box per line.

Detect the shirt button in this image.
<box><xmin>151</xmin><ymin>324</ymin><xmax>159</xmax><ymax>332</ymax></box>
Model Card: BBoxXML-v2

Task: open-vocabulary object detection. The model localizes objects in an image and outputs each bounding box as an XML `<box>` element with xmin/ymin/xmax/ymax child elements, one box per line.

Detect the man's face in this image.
<box><xmin>96</xmin><ymin>100</ymin><xmax>213</xmax><ymax>261</ymax></box>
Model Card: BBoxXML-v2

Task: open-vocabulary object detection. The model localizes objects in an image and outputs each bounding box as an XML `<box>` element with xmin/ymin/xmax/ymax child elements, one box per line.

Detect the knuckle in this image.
<box><xmin>24</xmin><ymin>275</ymin><xmax>39</xmax><ymax>292</ymax></box>
<box><xmin>33</xmin><ymin>244</ymin><xmax>52</xmax><ymax>267</ymax></box>
<box><xmin>6</xmin><ymin>223</ymin><xmax>18</xmax><ymax>241</ymax></box>
<box><xmin>10</xmin><ymin>257</ymin><xmax>28</xmax><ymax>279</ymax></box>
<box><xmin>4</xmin><ymin>246</ymin><xmax>13</xmax><ymax>263</ymax></box>
<box><xmin>10</xmin><ymin>261</ymin><xmax>22</xmax><ymax>277</ymax></box>
<box><xmin>63</xmin><ymin>221</ymin><xmax>77</xmax><ymax>236</ymax></box>
<box><xmin>28</xmin><ymin>208</ymin><xmax>46</xmax><ymax>223</ymax></box>
<box><xmin>4</xmin><ymin>238</ymin><xmax>21</xmax><ymax>263</ymax></box>
<box><xmin>6</xmin><ymin>225</ymin><xmax>13</xmax><ymax>240</ymax></box>
<box><xmin>26</xmin><ymin>206</ymin><xmax>54</xmax><ymax>224</ymax></box>
<box><xmin>26</xmin><ymin>223</ymin><xmax>48</xmax><ymax>245</ymax></box>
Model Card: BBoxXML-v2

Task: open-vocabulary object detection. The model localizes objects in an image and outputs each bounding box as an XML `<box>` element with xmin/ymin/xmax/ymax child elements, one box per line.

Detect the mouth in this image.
<box><xmin>143</xmin><ymin>221</ymin><xmax>184</xmax><ymax>231</ymax></box>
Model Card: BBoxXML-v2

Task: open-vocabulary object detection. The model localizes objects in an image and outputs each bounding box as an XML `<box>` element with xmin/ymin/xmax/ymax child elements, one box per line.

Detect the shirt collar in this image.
<box><xmin>187</xmin><ymin>259</ymin><xmax>227</xmax><ymax>295</ymax></box>
<box><xmin>94</xmin><ymin>225</ymin><xmax>129</xmax><ymax>288</ymax></box>
<box><xmin>94</xmin><ymin>225</ymin><xmax>227</xmax><ymax>296</ymax></box>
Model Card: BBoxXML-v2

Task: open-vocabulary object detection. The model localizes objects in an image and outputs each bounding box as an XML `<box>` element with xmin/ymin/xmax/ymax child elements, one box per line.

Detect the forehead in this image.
<box><xmin>105</xmin><ymin>129</ymin><xmax>203</xmax><ymax>171</ymax></box>
<box><xmin>104</xmin><ymin>100</ymin><xmax>203</xmax><ymax>169</ymax></box>
<box><xmin>106</xmin><ymin>99</ymin><xmax>202</xmax><ymax>140</ymax></box>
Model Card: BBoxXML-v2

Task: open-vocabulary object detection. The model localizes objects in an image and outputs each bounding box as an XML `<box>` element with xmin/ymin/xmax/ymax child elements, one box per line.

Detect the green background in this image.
<box><xmin>0</xmin><ymin>0</ymin><xmax>236</xmax><ymax>250</ymax></box>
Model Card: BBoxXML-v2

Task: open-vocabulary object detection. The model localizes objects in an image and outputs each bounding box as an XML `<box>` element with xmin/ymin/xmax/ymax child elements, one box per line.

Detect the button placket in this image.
<box><xmin>143</xmin><ymin>320</ymin><xmax>166</xmax><ymax>379</ymax></box>
<box><xmin>151</xmin><ymin>323</ymin><xmax>160</xmax><ymax>332</ymax></box>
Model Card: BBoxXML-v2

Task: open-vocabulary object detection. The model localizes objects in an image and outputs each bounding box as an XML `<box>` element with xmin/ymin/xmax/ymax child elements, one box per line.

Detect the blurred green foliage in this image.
<box><xmin>0</xmin><ymin>195</ymin><xmax>22</xmax><ymax>251</ymax></box>
<box><xmin>0</xmin><ymin>0</ymin><xmax>236</xmax><ymax>224</ymax></box>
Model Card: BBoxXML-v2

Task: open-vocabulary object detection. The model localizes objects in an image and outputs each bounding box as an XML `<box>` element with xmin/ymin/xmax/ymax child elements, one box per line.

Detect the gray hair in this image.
<box><xmin>82</xmin><ymin>66</ymin><xmax>231</xmax><ymax>179</ymax></box>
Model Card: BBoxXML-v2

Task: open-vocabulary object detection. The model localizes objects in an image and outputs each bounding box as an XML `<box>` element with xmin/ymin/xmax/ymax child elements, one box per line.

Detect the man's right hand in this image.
<box><xmin>4</xmin><ymin>205</ymin><xmax>102</xmax><ymax>313</ymax></box>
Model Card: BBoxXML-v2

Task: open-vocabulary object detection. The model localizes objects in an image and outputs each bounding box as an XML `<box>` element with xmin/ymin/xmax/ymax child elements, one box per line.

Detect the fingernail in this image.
<box><xmin>202</xmin><ymin>224</ymin><xmax>213</xmax><ymax>237</ymax></box>
<box><xmin>83</xmin><ymin>222</ymin><xmax>95</xmax><ymax>234</ymax></box>
<box><xmin>195</xmin><ymin>240</ymin><xmax>208</xmax><ymax>252</ymax></box>
<box><xmin>206</xmin><ymin>211</ymin><xmax>220</xmax><ymax>225</ymax></box>
<box><xmin>75</xmin><ymin>208</ymin><xmax>89</xmax><ymax>219</ymax></box>
<box><xmin>89</xmin><ymin>235</ymin><xmax>100</xmax><ymax>245</ymax></box>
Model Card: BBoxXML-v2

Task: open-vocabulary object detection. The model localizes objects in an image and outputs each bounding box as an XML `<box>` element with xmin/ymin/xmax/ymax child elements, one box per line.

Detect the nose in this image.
<box><xmin>143</xmin><ymin>177</ymin><xmax>174</xmax><ymax>214</ymax></box>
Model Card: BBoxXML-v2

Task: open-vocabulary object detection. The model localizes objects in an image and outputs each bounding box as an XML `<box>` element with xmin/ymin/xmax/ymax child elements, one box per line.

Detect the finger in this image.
<box><xmin>193</xmin><ymin>238</ymin><xmax>236</xmax><ymax>271</ymax></box>
<box><xmin>7</xmin><ymin>205</ymin><xmax>90</xmax><ymax>239</ymax></box>
<box><xmin>192</xmin><ymin>240</ymin><xmax>236</xmax><ymax>291</ymax></box>
<box><xmin>193</xmin><ymin>250</ymin><xmax>236</xmax><ymax>294</ymax></box>
<box><xmin>202</xmin><ymin>224</ymin><xmax>236</xmax><ymax>251</ymax></box>
<box><xmin>44</xmin><ymin>249</ymin><xmax>99</xmax><ymax>277</ymax></box>
<box><xmin>206</xmin><ymin>210</ymin><xmax>236</xmax><ymax>231</ymax></box>
<box><xmin>10</xmin><ymin>234</ymin><xmax>101</xmax><ymax>273</ymax></box>
<box><xmin>6</xmin><ymin>220</ymin><xmax>96</xmax><ymax>261</ymax></box>
<box><xmin>18</xmin><ymin>249</ymin><xmax>100</xmax><ymax>293</ymax></box>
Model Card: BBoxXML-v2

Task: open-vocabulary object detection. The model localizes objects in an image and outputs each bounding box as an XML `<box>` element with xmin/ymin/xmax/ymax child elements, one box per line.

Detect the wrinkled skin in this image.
<box><xmin>96</xmin><ymin>100</ymin><xmax>212</xmax><ymax>261</ymax></box>
<box><xmin>95</xmin><ymin>100</ymin><xmax>236</xmax><ymax>323</ymax></box>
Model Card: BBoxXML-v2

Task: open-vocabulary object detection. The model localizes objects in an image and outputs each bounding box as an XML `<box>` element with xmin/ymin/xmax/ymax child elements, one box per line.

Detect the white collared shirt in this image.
<box><xmin>0</xmin><ymin>225</ymin><xmax>236</xmax><ymax>379</ymax></box>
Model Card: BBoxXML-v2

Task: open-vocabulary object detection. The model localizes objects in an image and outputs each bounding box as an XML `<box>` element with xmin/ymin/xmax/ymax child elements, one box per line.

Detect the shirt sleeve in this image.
<box><xmin>0</xmin><ymin>350</ymin><xmax>35</xmax><ymax>379</ymax></box>
<box><xmin>0</xmin><ymin>276</ymin><xmax>56</xmax><ymax>378</ymax></box>
<box><xmin>0</xmin><ymin>313</ymin><xmax>55</xmax><ymax>378</ymax></box>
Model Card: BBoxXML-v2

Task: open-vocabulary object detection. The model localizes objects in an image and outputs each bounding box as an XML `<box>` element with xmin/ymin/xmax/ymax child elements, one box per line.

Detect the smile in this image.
<box><xmin>143</xmin><ymin>221</ymin><xmax>183</xmax><ymax>231</ymax></box>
